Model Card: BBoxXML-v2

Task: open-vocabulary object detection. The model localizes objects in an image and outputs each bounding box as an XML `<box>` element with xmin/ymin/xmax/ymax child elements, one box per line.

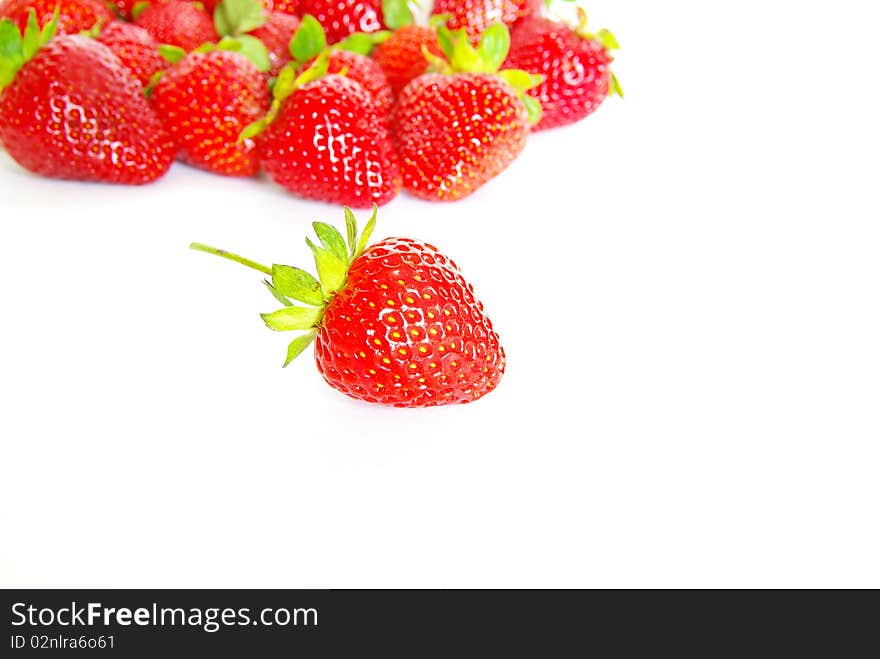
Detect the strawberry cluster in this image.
<box><xmin>0</xmin><ymin>0</ymin><xmax>620</xmax><ymax>407</ymax></box>
<box><xmin>0</xmin><ymin>0</ymin><xmax>620</xmax><ymax>204</ymax></box>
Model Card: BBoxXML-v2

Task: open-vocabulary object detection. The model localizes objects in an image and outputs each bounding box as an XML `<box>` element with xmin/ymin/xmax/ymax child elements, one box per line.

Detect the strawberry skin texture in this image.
<box><xmin>505</xmin><ymin>16</ymin><xmax>613</xmax><ymax>131</ymax></box>
<box><xmin>134</xmin><ymin>1</ymin><xmax>219</xmax><ymax>52</ymax></box>
<box><xmin>98</xmin><ymin>21</ymin><xmax>167</xmax><ymax>88</ymax></box>
<box><xmin>431</xmin><ymin>0</ymin><xmax>540</xmax><ymax>41</ymax></box>
<box><xmin>295</xmin><ymin>0</ymin><xmax>384</xmax><ymax>44</ymax></box>
<box><xmin>316</xmin><ymin>238</ymin><xmax>505</xmax><ymax>406</ymax></box>
<box><xmin>259</xmin><ymin>75</ymin><xmax>400</xmax><ymax>207</ymax></box>
<box><xmin>325</xmin><ymin>49</ymin><xmax>392</xmax><ymax>118</ymax></box>
<box><xmin>372</xmin><ymin>24</ymin><xmax>442</xmax><ymax>97</ymax></box>
<box><xmin>0</xmin><ymin>35</ymin><xmax>176</xmax><ymax>184</ymax></box>
<box><xmin>392</xmin><ymin>73</ymin><xmax>529</xmax><ymax>201</ymax></box>
<box><xmin>152</xmin><ymin>50</ymin><xmax>270</xmax><ymax>177</ymax></box>
<box><xmin>250</xmin><ymin>11</ymin><xmax>300</xmax><ymax>77</ymax></box>
<box><xmin>0</xmin><ymin>0</ymin><xmax>113</xmax><ymax>34</ymax></box>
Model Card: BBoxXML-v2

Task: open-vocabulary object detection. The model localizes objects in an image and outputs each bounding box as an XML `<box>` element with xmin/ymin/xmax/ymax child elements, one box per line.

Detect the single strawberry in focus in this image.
<box><xmin>431</xmin><ymin>0</ymin><xmax>540</xmax><ymax>41</ymax></box>
<box><xmin>190</xmin><ymin>208</ymin><xmax>506</xmax><ymax>407</ymax></box>
<box><xmin>392</xmin><ymin>23</ymin><xmax>541</xmax><ymax>201</ymax></box>
<box><xmin>150</xmin><ymin>47</ymin><xmax>270</xmax><ymax>176</ymax></box>
<box><xmin>504</xmin><ymin>11</ymin><xmax>621</xmax><ymax>131</ymax></box>
<box><xmin>0</xmin><ymin>12</ymin><xmax>176</xmax><ymax>184</ymax></box>
<box><xmin>97</xmin><ymin>20</ymin><xmax>166</xmax><ymax>87</ymax></box>
<box><xmin>0</xmin><ymin>0</ymin><xmax>113</xmax><ymax>34</ymax></box>
<box><xmin>134</xmin><ymin>0</ymin><xmax>218</xmax><ymax>51</ymax></box>
<box><xmin>295</xmin><ymin>0</ymin><xmax>384</xmax><ymax>44</ymax></box>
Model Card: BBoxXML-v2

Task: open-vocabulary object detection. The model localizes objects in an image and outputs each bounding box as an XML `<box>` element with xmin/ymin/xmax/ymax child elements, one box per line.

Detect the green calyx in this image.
<box><xmin>210</xmin><ymin>0</ymin><xmax>271</xmax><ymax>72</ymax></box>
<box><xmin>189</xmin><ymin>206</ymin><xmax>379</xmax><ymax>367</ymax></box>
<box><xmin>0</xmin><ymin>8</ymin><xmax>58</xmax><ymax>92</ymax></box>
<box><xmin>433</xmin><ymin>22</ymin><xmax>544</xmax><ymax>125</ymax></box>
<box><xmin>382</xmin><ymin>0</ymin><xmax>413</xmax><ymax>30</ymax></box>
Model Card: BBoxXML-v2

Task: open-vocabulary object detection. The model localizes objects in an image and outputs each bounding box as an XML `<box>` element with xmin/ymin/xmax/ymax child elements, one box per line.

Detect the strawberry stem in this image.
<box><xmin>189</xmin><ymin>243</ymin><xmax>273</xmax><ymax>275</ymax></box>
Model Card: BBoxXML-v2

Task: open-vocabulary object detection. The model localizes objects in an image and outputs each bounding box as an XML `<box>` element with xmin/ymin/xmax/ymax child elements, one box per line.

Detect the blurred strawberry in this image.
<box><xmin>151</xmin><ymin>47</ymin><xmax>270</xmax><ymax>176</ymax></box>
<box><xmin>431</xmin><ymin>0</ymin><xmax>540</xmax><ymax>40</ymax></box>
<box><xmin>504</xmin><ymin>10</ymin><xmax>621</xmax><ymax>131</ymax></box>
<box><xmin>0</xmin><ymin>12</ymin><xmax>175</xmax><ymax>184</ymax></box>
<box><xmin>134</xmin><ymin>0</ymin><xmax>218</xmax><ymax>51</ymax></box>
<box><xmin>0</xmin><ymin>0</ymin><xmax>113</xmax><ymax>34</ymax></box>
<box><xmin>97</xmin><ymin>20</ymin><xmax>167</xmax><ymax>88</ymax></box>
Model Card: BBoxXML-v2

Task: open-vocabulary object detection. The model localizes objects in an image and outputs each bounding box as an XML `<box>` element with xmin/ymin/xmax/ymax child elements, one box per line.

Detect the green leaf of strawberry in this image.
<box><xmin>283</xmin><ymin>329</ymin><xmax>318</xmax><ymax>367</ymax></box>
<box><xmin>382</xmin><ymin>0</ymin><xmax>413</xmax><ymax>31</ymax></box>
<box><xmin>214</xmin><ymin>0</ymin><xmax>267</xmax><ymax>36</ymax></box>
<box><xmin>190</xmin><ymin>207</ymin><xmax>382</xmax><ymax>367</ymax></box>
<box><xmin>0</xmin><ymin>8</ymin><xmax>57</xmax><ymax>92</ymax></box>
<box><xmin>313</xmin><ymin>222</ymin><xmax>349</xmax><ymax>264</ymax></box>
<box><xmin>271</xmin><ymin>265</ymin><xmax>325</xmax><ymax>306</ymax></box>
<box><xmin>289</xmin><ymin>14</ymin><xmax>325</xmax><ymax>64</ymax></box>
<box><xmin>261</xmin><ymin>305</ymin><xmax>324</xmax><ymax>331</ymax></box>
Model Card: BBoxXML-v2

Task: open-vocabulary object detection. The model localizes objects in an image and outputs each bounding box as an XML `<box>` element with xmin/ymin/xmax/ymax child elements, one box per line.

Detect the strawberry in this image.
<box><xmin>253</xmin><ymin>67</ymin><xmax>400</xmax><ymax>206</ymax></box>
<box><xmin>504</xmin><ymin>11</ymin><xmax>621</xmax><ymax>131</ymax></box>
<box><xmin>431</xmin><ymin>0</ymin><xmax>540</xmax><ymax>41</ymax></box>
<box><xmin>97</xmin><ymin>20</ymin><xmax>166</xmax><ymax>88</ymax></box>
<box><xmin>0</xmin><ymin>12</ymin><xmax>176</xmax><ymax>184</ymax></box>
<box><xmin>373</xmin><ymin>23</ymin><xmax>442</xmax><ymax>96</ymax></box>
<box><xmin>323</xmin><ymin>49</ymin><xmax>392</xmax><ymax>117</ymax></box>
<box><xmin>134</xmin><ymin>1</ymin><xmax>218</xmax><ymax>52</ymax></box>
<box><xmin>190</xmin><ymin>208</ymin><xmax>505</xmax><ymax>406</ymax></box>
<box><xmin>293</xmin><ymin>15</ymin><xmax>392</xmax><ymax>117</ymax></box>
<box><xmin>244</xmin><ymin>18</ymin><xmax>399</xmax><ymax>205</ymax></box>
<box><xmin>150</xmin><ymin>48</ymin><xmax>270</xmax><ymax>176</ymax></box>
<box><xmin>250</xmin><ymin>10</ymin><xmax>299</xmax><ymax>76</ymax></box>
<box><xmin>391</xmin><ymin>24</ymin><xmax>541</xmax><ymax>201</ymax></box>
<box><xmin>0</xmin><ymin>0</ymin><xmax>113</xmax><ymax>34</ymax></box>
<box><xmin>295</xmin><ymin>0</ymin><xmax>384</xmax><ymax>44</ymax></box>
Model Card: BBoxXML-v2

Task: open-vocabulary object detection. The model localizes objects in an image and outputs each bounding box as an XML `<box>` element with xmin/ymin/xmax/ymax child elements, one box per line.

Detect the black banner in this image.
<box><xmin>1</xmin><ymin>589</ymin><xmax>874</xmax><ymax>654</ymax></box>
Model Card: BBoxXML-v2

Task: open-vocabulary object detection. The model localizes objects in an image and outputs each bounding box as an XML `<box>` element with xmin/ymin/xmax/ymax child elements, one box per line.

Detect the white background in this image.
<box><xmin>2</xmin><ymin>0</ymin><xmax>878</xmax><ymax>588</ymax></box>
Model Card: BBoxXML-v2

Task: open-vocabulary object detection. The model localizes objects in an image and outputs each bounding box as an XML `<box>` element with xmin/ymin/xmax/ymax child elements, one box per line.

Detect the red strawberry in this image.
<box><xmin>190</xmin><ymin>209</ymin><xmax>505</xmax><ymax>406</ymax></box>
<box><xmin>0</xmin><ymin>16</ymin><xmax>175</xmax><ymax>184</ymax></box>
<box><xmin>290</xmin><ymin>15</ymin><xmax>392</xmax><ymax>117</ymax></box>
<box><xmin>255</xmin><ymin>67</ymin><xmax>400</xmax><ymax>206</ymax></box>
<box><xmin>151</xmin><ymin>49</ymin><xmax>270</xmax><ymax>176</ymax></box>
<box><xmin>431</xmin><ymin>0</ymin><xmax>540</xmax><ymax>41</ymax></box>
<box><xmin>250</xmin><ymin>10</ymin><xmax>300</xmax><ymax>76</ymax></box>
<box><xmin>323</xmin><ymin>49</ymin><xmax>392</xmax><ymax>117</ymax></box>
<box><xmin>373</xmin><ymin>24</ymin><xmax>443</xmax><ymax>96</ymax></box>
<box><xmin>504</xmin><ymin>12</ymin><xmax>621</xmax><ymax>131</ymax></box>
<box><xmin>0</xmin><ymin>0</ymin><xmax>113</xmax><ymax>34</ymax></box>
<box><xmin>391</xmin><ymin>24</ymin><xmax>540</xmax><ymax>201</ymax></box>
<box><xmin>134</xmin><ymin>1</ymin><xmax>218</xmax><ymax>52</ymax></box>
<box><xmin>295</xmin><ymin>0</ymin><xmax>384</xmax><ymax>44</ymax></box>
<box><xmin>97</xmin><ymin>20</ymin><xmax>166</xmax><ymax>88</ymax></box>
